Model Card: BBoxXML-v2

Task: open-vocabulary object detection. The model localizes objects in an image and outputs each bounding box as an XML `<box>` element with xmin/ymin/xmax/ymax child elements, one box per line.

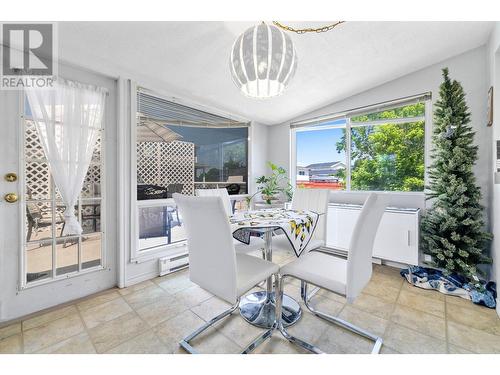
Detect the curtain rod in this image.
<box><xmin>290</xmin><ymin>92</ymin><xmax>432</xmax><ymax>129</ymax></box>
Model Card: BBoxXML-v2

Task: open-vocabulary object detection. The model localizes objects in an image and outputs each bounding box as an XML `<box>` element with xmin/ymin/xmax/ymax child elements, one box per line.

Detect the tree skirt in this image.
<box><xmin>400</xmin><ymin>266</ymin><xmax>497</xmax><ymax>309</ymax></box>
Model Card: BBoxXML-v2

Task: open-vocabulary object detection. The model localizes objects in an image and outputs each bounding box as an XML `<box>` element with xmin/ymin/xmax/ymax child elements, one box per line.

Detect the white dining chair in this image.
<box><xmin>275</xmin><ymin>193</ymin><xmax>388</xmax><ymax>354</ymax></box>
<box><xmin>173</xmin><ymin>193</ymin><xmax>279</xmax><ymax>354</ymax></box>
<box><xmin>196</xmin><ymin>188</ymin><xmax>233</xmax><ymax>216</ymax></box>
<box><xmin>196</xmin><ymin>188</ymin><xmax>265</xmax><ymax>255</ymax></box>
<box><xmin>272</xmin><ymin>188</ymin><xmax>330</xmax><ymax>253</ymax></box>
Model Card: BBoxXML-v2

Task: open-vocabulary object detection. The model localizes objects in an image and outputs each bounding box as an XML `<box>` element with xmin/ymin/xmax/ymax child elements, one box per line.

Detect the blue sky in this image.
<box><xmin>296</xmin><ymin>120</ymin><xmax>346</xmax><ymax>167</ymax></box>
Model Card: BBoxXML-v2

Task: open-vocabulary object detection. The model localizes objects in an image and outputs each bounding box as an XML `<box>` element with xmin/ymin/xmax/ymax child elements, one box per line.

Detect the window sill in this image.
<box><xmin>131</xmin><ymin>241</ymin><xmax>187</xmax><ymax>264</ymax></box>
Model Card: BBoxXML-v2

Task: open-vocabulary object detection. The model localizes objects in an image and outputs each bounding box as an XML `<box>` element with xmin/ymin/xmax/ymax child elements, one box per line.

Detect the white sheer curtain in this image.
<box><xmin>26</xmin><ymin>79</ymin><xmax>107</xmax><ymax>235</ymax></box>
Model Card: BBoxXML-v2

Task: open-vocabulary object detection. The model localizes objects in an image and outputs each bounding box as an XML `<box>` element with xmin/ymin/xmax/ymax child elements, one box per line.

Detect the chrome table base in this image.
<box><xmin>239</xmin><ymin>230</ymin><xmax>302</xmax><ymax>329</ymax></box>
<box><xmin>239</xmin><ymin>290</ymin><xmax>301</xmax><ymax>328</ymax></box>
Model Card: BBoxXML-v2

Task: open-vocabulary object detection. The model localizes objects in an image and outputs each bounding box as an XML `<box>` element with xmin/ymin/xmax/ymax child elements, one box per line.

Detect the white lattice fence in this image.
<box><xmin>25</xmin><ymin>120</ymin><xmax>102</xmax><ymax>200</ymax></box>
<box><xmin>137</xmin><ymin>141</ymin><xmax>195</xmax><ymax>195</ymax></box>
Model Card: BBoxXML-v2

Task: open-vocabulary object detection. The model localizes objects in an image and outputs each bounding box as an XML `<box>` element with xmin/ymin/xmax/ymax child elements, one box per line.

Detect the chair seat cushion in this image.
<box><xmin>236</xmin><ymin>253</ymin><xmax>279</xmax><ymax>297</ymax></box>
<box><xmin>280</xmin><ymin>251</ymin><xmax>347</xmax><ymax>296</ymax></box>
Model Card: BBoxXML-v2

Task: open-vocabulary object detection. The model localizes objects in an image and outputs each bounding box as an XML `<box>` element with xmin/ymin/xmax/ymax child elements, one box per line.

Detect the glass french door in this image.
<box><xmin>0</xmin><ymin>65</ymin><xmax>117</xmax><ymax>322</ymax></box>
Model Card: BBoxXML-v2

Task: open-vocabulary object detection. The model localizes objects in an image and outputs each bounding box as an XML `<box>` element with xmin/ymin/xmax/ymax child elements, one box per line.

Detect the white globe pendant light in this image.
<box><xmin>230</xmin><ymin>23</ymin><xmax>297</xmax><ymax>99</ymax></box>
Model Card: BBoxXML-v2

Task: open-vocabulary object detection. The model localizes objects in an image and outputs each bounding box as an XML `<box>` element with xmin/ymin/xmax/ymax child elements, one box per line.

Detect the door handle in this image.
<box><xmin>4</xmin><ymin>193</ymin><xmax>18</xmax><ymax>203</ymax></box>
<box><xmin>4</xmin><ymin>173</ymin><xmax>17</xmax><ymax>182</ymax></box>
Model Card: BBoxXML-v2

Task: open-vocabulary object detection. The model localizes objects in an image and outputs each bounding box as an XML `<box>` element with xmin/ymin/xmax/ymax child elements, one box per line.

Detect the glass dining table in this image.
<box><xmin>230</xmin><ymin>209</ymin><xmax>320</xmax><ymax>329</ymax></box>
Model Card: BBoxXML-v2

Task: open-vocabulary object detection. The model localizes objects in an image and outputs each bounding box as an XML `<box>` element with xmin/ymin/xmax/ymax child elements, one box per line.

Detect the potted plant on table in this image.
<box><xmin>246</xmin><ymin>162</ymin><xmax>293</xmax><ymax>207</ymax></box>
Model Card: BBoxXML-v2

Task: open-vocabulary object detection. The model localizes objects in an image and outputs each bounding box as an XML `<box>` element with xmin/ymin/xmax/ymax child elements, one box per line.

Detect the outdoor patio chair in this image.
<box><xmin>26</xmin><ymin>201</ymin><xmax>65</xmax><ymax>242</ymax></box>
<box><xmin>226</xmin><ymin>183</ymin><xmax>240</xmax><ymax>195</ymax></box>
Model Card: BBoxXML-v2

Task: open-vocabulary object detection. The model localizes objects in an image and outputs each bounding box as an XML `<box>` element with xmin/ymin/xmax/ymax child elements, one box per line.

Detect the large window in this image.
<box><xmin>135</xmin><ymin>89</ymin><xmax>249</xmax><ymax>252</ymax></box>
<box><xmin>178</xmin><ymin>126</ymin><xmax>248</xmax><ymax>190</ymax></box>
<box><xmin>294</xmin><ymin>98</ymin><xmax>427</xmax><ymax>192</ymax></box>
<box><xmin>296</xmin><ymin>120</ymin><xmax>347</xmax><ymax>190</ymax></box>
<box><xmin>23</xmin><ymin>99</ymin><xmax>104</xmax><ymax>285</ymax></box>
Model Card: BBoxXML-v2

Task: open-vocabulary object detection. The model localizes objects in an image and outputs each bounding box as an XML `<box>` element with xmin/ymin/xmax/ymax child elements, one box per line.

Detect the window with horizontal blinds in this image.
<box><xmin>137</xmin><ymin>90</ymin><xmax>250</xmax><ymax>128</ymax></box>
<box><xmin>135</xmin><ymin>88</ymin><xmax>249</xmax><ymax>249</ymax></box>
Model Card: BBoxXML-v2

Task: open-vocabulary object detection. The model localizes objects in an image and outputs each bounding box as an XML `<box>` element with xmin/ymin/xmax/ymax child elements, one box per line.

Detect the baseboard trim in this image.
<box><xmin>124</xmin><ymin>270</ymin><xmax>159</xmax><ymax>288</ymax></box>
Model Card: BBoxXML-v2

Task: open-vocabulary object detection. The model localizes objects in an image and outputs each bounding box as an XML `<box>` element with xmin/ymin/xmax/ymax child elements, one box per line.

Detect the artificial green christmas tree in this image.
<box><xmin>421</xmin><ymin>68</ymin><xmax>492</xmax><ymax>282</ymax></box>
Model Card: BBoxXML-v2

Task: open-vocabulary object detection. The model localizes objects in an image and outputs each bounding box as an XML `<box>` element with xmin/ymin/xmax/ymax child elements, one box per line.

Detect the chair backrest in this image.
<box><xmin>173</xmin><ymin>193</ymin><xmax>238</xmax><ymax>304</ymax></box>
<box><xmin>291</xmin><ymin>188</ymin><xmax>330</xmax><ymax>244</ymax></box>
<box><xmin>26</xmin><ymin>202</ymin><xmax>42</xmax><ymax>222</ymax></box>
<box><xmin>196</xmin><ymin>188</ymin><xmax>232</xmax><ymax>216</ymax></box>
<box><xmin>346</xmin><ymin>193</ymin><xmax>388</xmax><ymax>302</ymax></box>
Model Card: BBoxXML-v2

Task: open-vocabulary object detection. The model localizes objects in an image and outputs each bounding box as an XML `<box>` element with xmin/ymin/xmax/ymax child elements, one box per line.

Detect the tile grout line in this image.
<box><xmin>115</xmin><ymin>292</ymin><xmax>176</xmax><ymax>354</ymax></box>
<box><xmin>108</xmin><ymin>286</ymin><xmax>176</xmax><ymax>352</ymax></box>
<box><xmin>21</xmin><ymin>306</ymin><xmax>82</xmax><ymax>353</ymax></box>
<box><xmin>385</xmin><ymin>281</ymin><xmax>452</xmax><ymax>353</ymax></box>
<box><xmin>397</xmin><ymin>287</ymin><xmax>447</xmax><ymax>318</ymax></box>
<box><xmin>381</xmin><ymin>276</ymin><xmax>404</xmax><ymax>340</ymax></box>
<box><xmin>1</xmin><ymin>288</ymin><xmax>122</xmax><ymax>330</ymax></box>
<box><xmin>188</xmin><ymin>300</ymin><xmax>254</xmax><ymax>353</ymax></box>
<box><xmin>81</xmin><ymin>293</ymin><xmax>143</xmax><ymax>354</ymax></box>
<box><xmin>101</xmin><ymin>328</ymin><xmax>155</xmax><ymax>354</ymax></box>
<box><xmin>379</xmin><ymin>276</ymin><xmax>406</xmax><ymax>354</ymax></box>
<box><xmin>113</xmin><ymin>275</ymin><xmax>201</xmax><ymax>353</ymax></box>
<box><xmin>444</xmin><ymin>296</ymin><xmax>450</xmax><ymax>353</ymax></box>
<box><xmin>20</xmin><ymin>325</ymin><xmax>25</xmax><ymax>354</ymax></box>
<box><xmin>75</xmin><ymin>303</ymin><xmax>99</xmax><ymax>354</ymax></box>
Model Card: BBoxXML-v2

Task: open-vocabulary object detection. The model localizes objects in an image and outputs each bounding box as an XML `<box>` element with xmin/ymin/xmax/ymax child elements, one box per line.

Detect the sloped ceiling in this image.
<box><xmin>59</xmin><ymin>21</ymin><xmax>493</xmax><ymax>125</ymax></box>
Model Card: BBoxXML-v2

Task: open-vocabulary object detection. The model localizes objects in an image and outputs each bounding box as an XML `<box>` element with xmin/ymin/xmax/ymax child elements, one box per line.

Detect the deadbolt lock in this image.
<box><xmin>4</xmin><ymin>193</ymin><xmax>18</xmax><ymax>203</ymax></box>
<box><xmin>5</xmin><ymin>173</ymin><xmax>17</xmax><ymax>182</ymax></box>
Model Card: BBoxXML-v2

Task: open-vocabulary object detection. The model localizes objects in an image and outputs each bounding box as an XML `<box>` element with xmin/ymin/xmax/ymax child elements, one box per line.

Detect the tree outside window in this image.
<box><xmin>336</xmin><ymin>103</ymin><xmax>425</xmax><ymax>191</ymax></box>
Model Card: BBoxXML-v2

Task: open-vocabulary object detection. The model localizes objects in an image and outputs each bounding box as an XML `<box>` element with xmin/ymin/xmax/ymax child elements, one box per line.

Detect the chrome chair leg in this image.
<box><xmin>301</xmin><ymin>281</ymin><xmax>383</xmax><ymax>354</ymax></box>
<box><xmin>181</xmin><ymin>281</ymin><xmax>279</xmax><ymax>354</ymax></box>
<box><xmin>275</xmin><ymin>275</ymin><xmax>323</xmax><ymax>354</ymax></box>
<box><xmin>241</xmin><ymin>328</ymin><xmax>274</xmax><ymax>354</ymax></box>
<box><xmin>180</xmin><ymin>299</ymin><xmax>240</xmax><ymax>354</ymax></box>
<box><xmin>302</xmin><ymin>283</ymin><xmax>320</xmax><ymax>303</ymax></box>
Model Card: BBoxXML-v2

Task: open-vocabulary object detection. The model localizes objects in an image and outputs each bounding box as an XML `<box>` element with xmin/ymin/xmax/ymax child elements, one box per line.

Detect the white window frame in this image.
<box><xmin>291</xmin><ymin>96</ymin><xmax>432</xmax><ymax>194</ymax></box>
<box><xmin>19</xmin><ymin>91</ymin><xmax>107</xmax><ymax>290</ymax></box>
<box><xmin>130</xmin><ymin>83</ymin><xmax>252</xmax><ymax>262</ymax></box>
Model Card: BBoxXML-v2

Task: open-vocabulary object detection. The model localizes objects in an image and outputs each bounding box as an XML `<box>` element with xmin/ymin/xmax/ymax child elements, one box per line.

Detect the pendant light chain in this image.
<box><xmin>272</xmin><ymin>21</ymin><xmax>345</xmax><ymax>34</ymax></box>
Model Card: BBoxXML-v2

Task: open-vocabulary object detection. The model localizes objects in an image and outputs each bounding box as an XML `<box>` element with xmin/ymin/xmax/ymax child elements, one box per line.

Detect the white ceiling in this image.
<box><xmin>58</xmin><ymin>21</ymin><xmax>493</xmax><ymax>125</ymax></box>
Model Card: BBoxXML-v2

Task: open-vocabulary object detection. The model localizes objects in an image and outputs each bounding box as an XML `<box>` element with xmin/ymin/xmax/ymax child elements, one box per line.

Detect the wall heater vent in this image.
<box><xmin>159</xmin><ymin>251</ymin><xmax>189</xmax><ymax>276</ymax></box>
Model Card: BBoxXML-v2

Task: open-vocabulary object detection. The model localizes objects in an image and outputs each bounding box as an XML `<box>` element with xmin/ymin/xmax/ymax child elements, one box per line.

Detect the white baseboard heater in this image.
<box><xmin>326</xmin><ymin>203</ymin><xmax>420</xmax><ymax>266</ymax></box>
<box><xmin>159</xmin><ymin>250</ymin><xmax>189</xmax><ymax>276</ymax></box>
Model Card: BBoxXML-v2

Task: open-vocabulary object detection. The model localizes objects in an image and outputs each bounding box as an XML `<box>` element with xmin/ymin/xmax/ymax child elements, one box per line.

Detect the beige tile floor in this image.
<box><xmin>1</xmin><ymin>247</ymin><xmax>500</xmax><ymax>354</ymax></box>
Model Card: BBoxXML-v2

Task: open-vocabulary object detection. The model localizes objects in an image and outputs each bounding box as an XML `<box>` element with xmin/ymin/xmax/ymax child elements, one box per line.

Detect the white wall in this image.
<box><xmin>269</xmin><ymin>46</ymin><xmax>491</xmax><ymax>214</ymax></box>
<box><xmin>486</xmin><ymin>22</ymin><xmax>500</xmax><ymax>314</ymax></box>
<box><xmin>267</xmin><ymin>122</ymin><xmax>291</xmax><ymax>175</ymax></box>
<box><xmin>249</xmin><ymin>122</ymin><xmax>269</xmax><ymax>193</ymax></box>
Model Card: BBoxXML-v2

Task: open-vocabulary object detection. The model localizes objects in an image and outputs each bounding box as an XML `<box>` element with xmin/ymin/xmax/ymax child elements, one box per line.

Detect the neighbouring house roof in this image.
<box><xmin>306</xmin><ymin>161</ymin><xmax>346</xmax><ymax>170</ymax></box>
